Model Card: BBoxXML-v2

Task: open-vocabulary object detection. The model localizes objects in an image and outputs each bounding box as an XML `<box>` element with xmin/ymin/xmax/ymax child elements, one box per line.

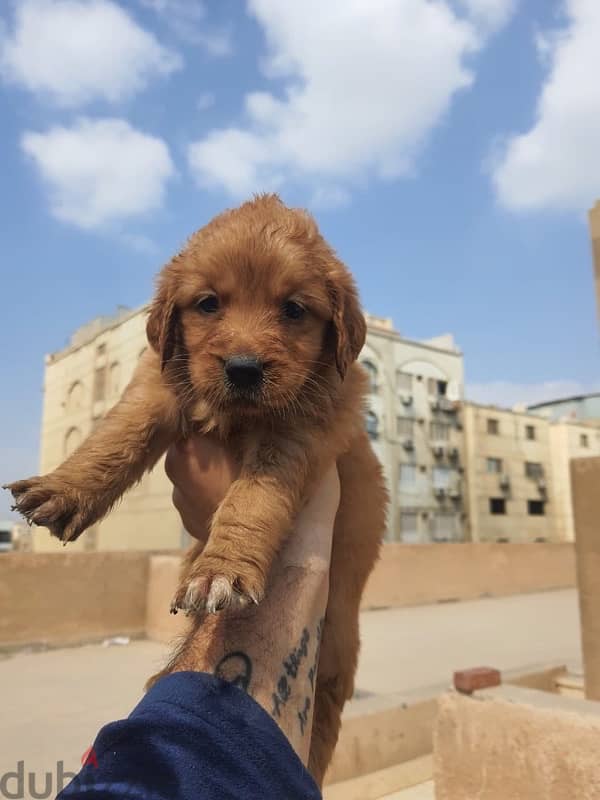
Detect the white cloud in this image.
<box><xmin>187</xmin><ymin>0</ymin><xmax>515</xmax><ymax>200</ymax></box>
<box><xmin>22</xmin><ymin>118</ymin><xmax>175</xmax><ymax>229</ymax></box>
<box><xmin>467</xmin><ymin>379</ymin><xmax>600</xmax><ymax>409</ymax></box>
<box><xmin>139</xmin><ymin>0</ymin><xmax>232</xmax><ymax>55</ymax></box>
<box><xmin>0</xmin><ymin>0</ymin><xmax>181</xmax><ymax>107</ymax></box>
<box><xmin>457</xmin><ymin>0</ymin><xmax>517</xmax><ymax>35</ymax></box>
<box><xmin>492</xmin><ymin>0</ymin><xmax>600</xmax><ymax>212</ymax></box>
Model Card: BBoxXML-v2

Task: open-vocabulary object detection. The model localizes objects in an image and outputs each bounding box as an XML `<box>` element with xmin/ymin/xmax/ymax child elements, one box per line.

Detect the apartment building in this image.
<box><xmin>34</xmin><ymin>306</ymin><xmax>183</xmax><ymax>552</ymax></box>
<box><xmin>32</xmin><ymin>306</ymin><xmax>465</xmax><ymax>550</ymax></box>
<box><xmin>361</xmin><ymin>315</ymin><xmax>465</xmax><ymax>543</ymax></box>
<box><xmin>462</xmin><ymin>402</ymin><xmax>600</xmax><ymax>542</ymax></box>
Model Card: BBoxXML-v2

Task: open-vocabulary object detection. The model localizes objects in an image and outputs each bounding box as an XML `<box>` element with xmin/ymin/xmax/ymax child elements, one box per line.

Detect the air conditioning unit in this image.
<box><xmin>499</xmin><ymin>474</ymin><xmax>511</xmax><ymax>490</ymax></box>
<box><xmin>400</xmin><ymin>393</ymin><xmax>413</xmax><ymax>406</ymax></box>
<box><xmin>430</xmin><ymin>398</ymin><xmax>440</xmax><ymax>411</ymax></box>
<box><xmin>432</xmin><ymin>445</ymin><xmax>445</xmax><ymax>458</ymax></box>
<box><xmin>402</xmin><ymin>438</ymin><xmax>415</xmax><ymax>451</ymax></box>
<box><xmin>537</xmin><ymin>477</ymin><xmax>547</xmax><ymax>492</ymax></box>
<box><xmin>448</xmin><ymin>446</ymin><xmax>459</xmax><ymax>459</ymax></box>
<box><xmin>448</xmin><ymin>486</ymin><xmax>461</xmax><ymax>499</ymax></box>
<box><xmin>434</xmin><ymin>487</ymin><xmax>446</xmax><ymax>499</ymax></box>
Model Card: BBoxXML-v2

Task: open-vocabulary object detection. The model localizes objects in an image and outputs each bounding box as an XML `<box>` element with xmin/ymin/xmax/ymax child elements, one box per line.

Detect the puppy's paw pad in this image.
<box><xmin>5</xmin><ymin>476</ymin><xmax>87</xmax><ymax>542</ymax></box>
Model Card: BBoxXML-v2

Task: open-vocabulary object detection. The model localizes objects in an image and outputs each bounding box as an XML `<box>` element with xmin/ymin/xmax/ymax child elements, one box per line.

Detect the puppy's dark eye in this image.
<box><xmin>283</xmin><ymin>300</ymin><xmax>306</xmax><ymax>320</ymax></box>
<box><xmin>196</xmin><ymin>295</ymin><xmax>219</xmax><ymax>314</ymax></box>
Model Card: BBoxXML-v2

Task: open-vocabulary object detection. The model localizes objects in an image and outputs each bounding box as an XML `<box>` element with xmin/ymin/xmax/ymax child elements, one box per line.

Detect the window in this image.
<box><xmin>397</xmin><ymin>417</ymin><xmax>414</xmax><ymax>437</ymax></box>
<box><xmin>525</xmin><ymin>424</ymin><xmax>536</xmax><ymax>441</ymax></box>
<box><xmin>486</xmin><ymin>457</ymin><xmax>503</xmax><ymax>474</ymax></box>
<box><xmin>487</xmin><ymin>418</ymin><xmax>499</xmax><ymax>435</ymax></box>
<box><xmin>109</xmin><ymin>362</ymin><xmax>120</xmax><ymax>397</ymax></box>
<box><xmin>396</xmin><ymin>371</ymin><xmax>412</xmax><ymax>392</ymax></box>
<box><xmin>528</xmin><ymin>500</ymin><xmax>546</xmax><ymax>516</ymax></box>
<box><xmin>581</xmin><ymin>434</ymin><xmax>590</xmax><ymax>448</ymax></box>
<box><xmin>489</xmin><ymin>497</ymin><xmax>506</xmax><ymax>515</ymax></box>
<box><xmin>430</xmin><ymin>421</ymin><xmax>451</xmax><ymax>441</ymax></box>
<box><xmin>66</xmin><ymin>381</ymin><xmax>83</xmax><ymax>412</ymax></box>
<box><xmin>93</xmin><ymin>367</ymin><xmax>106</xmax><ymax>402</ymax></box>
<box><xmin>362</xmin><ymin>360</ymin><xmax>378</xmax><ymax>392</ymax></box>
<box><xmin>525</xmin><ymin>461</ymin><xmax>544</xmax><ymax>479</ymax></box>
<box><xmin>64</xmin><ymin>426</ymin><xmax>82</xmax><ymax>457</ymax></box>
<box><xmin>433</xmin><ymin>512</ymin><xmax>456</xmax><ymax>541</ymax></box>
<box><xmin>365</xmin><ymin>411</ymin><xmax>379</xmax><ymax>440</ymax></box>
<box><xmin>400</xmin><ymin>511</ymin><xmax>419</xmax><ymax>543</ymax></box>
<box><xmin>399</xmin><ymin>464</ymin><xmax>417</xmax><ymax>488</ymax></box>
<box><xmin>432</xmin><ymin>466</ymin><xmax>451</xmax><ymax>489</ymax></box>
<box><xmin>427</xmin><ymin>378</ymin><xmax>448</xmax><ymax>396</ymax></box>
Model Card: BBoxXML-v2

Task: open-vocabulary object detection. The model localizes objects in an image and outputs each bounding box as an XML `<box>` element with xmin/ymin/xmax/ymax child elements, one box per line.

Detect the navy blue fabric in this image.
<box><xmin>58</xmin><ymin>671</ymin><xmax>322</xmax><ymax>799</ymax></box>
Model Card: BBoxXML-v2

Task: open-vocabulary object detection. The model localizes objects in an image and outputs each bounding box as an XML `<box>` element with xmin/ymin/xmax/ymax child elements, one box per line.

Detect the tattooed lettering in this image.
<box><xmin>214</xmin><ymin>651</ymin><xmax>253</xmax><ymax>693</ymax></box>
<box><xmin>270</xmin><ymin>627</ymin><xmax>311</xmax><ymax>719</ymax></box>
<box><xmin>271</xmin><ymin>674</ymin><xmax>292</xmax><ymax>717</ymax></box>
<box><xmin>298</xmin><ymin>696</ymin><xmax>311</xmax><ymax>735</ymax></box>
<box><xmin>308</xmin><ymin>617</ymin><xmax>325</xmax><ymax>692</ymax></box>
<box><xmin>283</xmin><ymin>627</ymin><xmax>310</xmax><ymax>679</ymax></box>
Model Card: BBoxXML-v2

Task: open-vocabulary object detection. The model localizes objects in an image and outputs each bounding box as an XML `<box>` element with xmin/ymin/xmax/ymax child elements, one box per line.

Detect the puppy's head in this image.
<box><xmin>147</xmin><ymin>194</ymin><xmax>365</xmax><ymax>417</ymax></box>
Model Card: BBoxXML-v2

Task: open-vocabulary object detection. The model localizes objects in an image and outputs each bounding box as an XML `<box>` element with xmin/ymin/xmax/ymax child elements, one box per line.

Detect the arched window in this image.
<box><xmin>66</xmin><ymin>381</ymin><xmax>83</xmax><ymax>412</ymax></box>
<box><xmin>366</xmin><ymin>411</ymin><xmax>379</xmax><ymax>440</ymax></box>
<box><xmin>109</xmin><ymin>362</ymin><xmax>120</xmax><ymax>397</ymax></box>
<box><xmin>362</xmin><ymin>360</ymin><xmax>378</xmax><ymax>393</ymax></box>
<box><xmin>64</xmin><ymin>426</ymin><xmax>82</xmax><ymax>456</ymax></box>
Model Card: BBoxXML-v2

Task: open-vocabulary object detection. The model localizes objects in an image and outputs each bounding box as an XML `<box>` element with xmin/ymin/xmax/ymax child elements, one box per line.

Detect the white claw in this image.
<box><xmin>206</xmin><ymin>576</ymin><xmax>233</xmax><ymax>614</ymax></box>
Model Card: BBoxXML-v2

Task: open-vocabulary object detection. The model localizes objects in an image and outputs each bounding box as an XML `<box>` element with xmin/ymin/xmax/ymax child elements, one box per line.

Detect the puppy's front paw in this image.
<box><xmin>171</xmin><ymin>554</ymin><xmax>266</xmax><ymax>616</ymax></box>
<box><xmin>4</xmin><ymin>474</ymin><xmax>93</xmax><ymax>543</ymax></box>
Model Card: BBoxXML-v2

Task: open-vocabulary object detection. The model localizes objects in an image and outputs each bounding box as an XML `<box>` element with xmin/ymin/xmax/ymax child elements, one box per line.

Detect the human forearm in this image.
<box><xmin>170</xmin><ymin>560</ymin><xmax>328</xmax><ymax>764</ymax></box>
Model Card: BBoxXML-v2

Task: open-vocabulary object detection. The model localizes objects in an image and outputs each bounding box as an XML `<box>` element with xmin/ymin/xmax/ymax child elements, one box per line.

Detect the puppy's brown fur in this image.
<box><xmin>6</xmin><ymin>195</ymin><xmax>387</xmax><ymax>783</ymax></box>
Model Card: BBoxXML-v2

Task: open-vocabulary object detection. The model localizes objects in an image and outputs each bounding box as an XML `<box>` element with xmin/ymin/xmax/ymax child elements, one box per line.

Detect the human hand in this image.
<box><xmin>165</xmin><ymin>435</ymin><xmax>239</xmax><ymax>547</ymax></box>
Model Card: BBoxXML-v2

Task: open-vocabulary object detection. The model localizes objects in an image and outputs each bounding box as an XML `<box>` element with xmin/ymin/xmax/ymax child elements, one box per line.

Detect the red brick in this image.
<box><xmin>453</xmin><ymin>666</ymin><xmax>501</xmax><ymax>694</ymax></box>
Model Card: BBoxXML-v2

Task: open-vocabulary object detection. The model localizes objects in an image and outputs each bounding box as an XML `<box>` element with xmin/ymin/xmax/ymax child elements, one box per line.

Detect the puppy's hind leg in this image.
<box><xmin>5</xmin><ymin>352</ymin><xmax>181</xmax><ymax>543</ymax></box>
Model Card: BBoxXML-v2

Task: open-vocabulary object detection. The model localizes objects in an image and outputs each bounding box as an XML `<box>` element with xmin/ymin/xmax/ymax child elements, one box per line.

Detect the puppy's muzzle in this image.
<box><xmin>224</xmin><ymin>355</ymin><xmax>264</xmax><ymax>390</ymax></box>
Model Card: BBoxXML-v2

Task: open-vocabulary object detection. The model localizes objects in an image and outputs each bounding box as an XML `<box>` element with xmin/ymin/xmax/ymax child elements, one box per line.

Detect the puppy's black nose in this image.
<box><xmin>225</xmin><ymin>355</ymin><xmax>264</xmax><ymax>389</ymax></box>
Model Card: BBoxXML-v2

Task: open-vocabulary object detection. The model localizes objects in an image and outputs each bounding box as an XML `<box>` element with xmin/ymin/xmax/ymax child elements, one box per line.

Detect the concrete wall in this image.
<box><xmin>0</xmin><ymin>542</ymin><xmax>575</xmax><ymax>648</ymax></box>
<box><xmin>143</xmin><ymin>543</ymin><xmax>576</xmax><ymax>645</ymax></box>
<box><xmin>572</xmin><ymin>456</ymin><xmax>600</xmax><ymax>700</ymax></box>
<box><xmin>434</xmin><ymin>685</ymin><xmax>600</xmax><ymax>799</ymax></box>
<box><xmin>0</xmin><ymin>552</ymin><xmax>149</xmax><ymax>648</ymax></box>
<box><xmin>361</xmin><ymin>542</ymin><xmax>575</xmax><ymax>609</ymax></box>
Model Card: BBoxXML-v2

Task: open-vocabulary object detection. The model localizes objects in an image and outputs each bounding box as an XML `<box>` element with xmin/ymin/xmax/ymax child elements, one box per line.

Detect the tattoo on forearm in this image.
<box><xmin>271</xmin><ymin>627</ymin><xmax>311</xmax><ymax>717</ymax></box>
<box><xmin>214</xmin><ymin>651</ymin><xmax>253</xmax><ymax>692</ymax></box>
<box><xmin>298</xmin><ymin>696</ymin><xmax>311</xmax><ymax>735</ymax></box>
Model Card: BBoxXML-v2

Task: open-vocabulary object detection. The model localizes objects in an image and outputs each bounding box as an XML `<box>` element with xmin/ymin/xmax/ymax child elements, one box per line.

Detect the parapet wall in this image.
<box><xmin>0</xmin><ymin>542</ymin><xmax>576</xmax><ymax>648</ymax></box>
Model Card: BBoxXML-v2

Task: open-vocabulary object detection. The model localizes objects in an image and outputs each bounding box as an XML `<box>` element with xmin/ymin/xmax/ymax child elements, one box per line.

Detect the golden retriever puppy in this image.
<box><xmin>6</xmin><ymin>194</ymin><xmax>387</xmax><ymax>783</ymax></box>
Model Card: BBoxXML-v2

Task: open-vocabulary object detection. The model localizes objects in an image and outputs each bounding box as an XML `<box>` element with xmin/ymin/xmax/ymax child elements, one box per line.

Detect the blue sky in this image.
<box><xmin>1</xmin><ymin>0</ymin><xmax>599</xmax><ymax>517</ymax></box>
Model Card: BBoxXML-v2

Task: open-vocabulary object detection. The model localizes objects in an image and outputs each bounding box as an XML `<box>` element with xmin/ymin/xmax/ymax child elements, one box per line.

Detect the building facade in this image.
<box><xmin>462</xmin><ymin>402</ymin><xmax>600</xmax><ymax>542</ymax></box>
<box><xmin>361</xmin><ymin>315</ymin><xmax>465</xmax><ymax>543</ymax></box>
<box><xmin>32</xmin><ymin>307</ymin><xmax>465</xmax><ymax>550</ymax></box>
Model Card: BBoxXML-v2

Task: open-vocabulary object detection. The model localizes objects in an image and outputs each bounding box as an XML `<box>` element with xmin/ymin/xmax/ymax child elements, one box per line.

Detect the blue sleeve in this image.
<box><xmin>58</xmin><ymin>671</ymin><xmax>322</xmax><ymax>800</ymax></box>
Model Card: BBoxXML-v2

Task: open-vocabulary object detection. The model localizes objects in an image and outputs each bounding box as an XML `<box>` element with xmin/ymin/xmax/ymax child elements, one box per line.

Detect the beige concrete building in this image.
<box><xmin>34</xmin><ymin>306</ymin><xmax>183</xmax><ymax>553</ymax></box>
<box><xmin>462</xmin><ymin>402</ymin><xmax>600</xmax><ymax>542</ymax></box>
<box><xmin>32</xmin><ymin>307</ymin><xmax>465</xmax><ymax>550</ymax></box>
<box><xmin>361</xmin><ymin>315</ymin><xmax>465</xmax><ymax>543</ymax></box>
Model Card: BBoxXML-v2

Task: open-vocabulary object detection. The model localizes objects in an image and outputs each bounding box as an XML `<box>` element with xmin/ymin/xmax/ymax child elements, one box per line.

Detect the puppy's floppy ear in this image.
<box><xmin>146</xmin><ymin>271</ymin><xmax>180</xmax><ymax>371</ymax></box>
<box><xmin>327</xmin><ymin>269</ymin><xmax>367</xmax><ymax>380</ymax></box>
